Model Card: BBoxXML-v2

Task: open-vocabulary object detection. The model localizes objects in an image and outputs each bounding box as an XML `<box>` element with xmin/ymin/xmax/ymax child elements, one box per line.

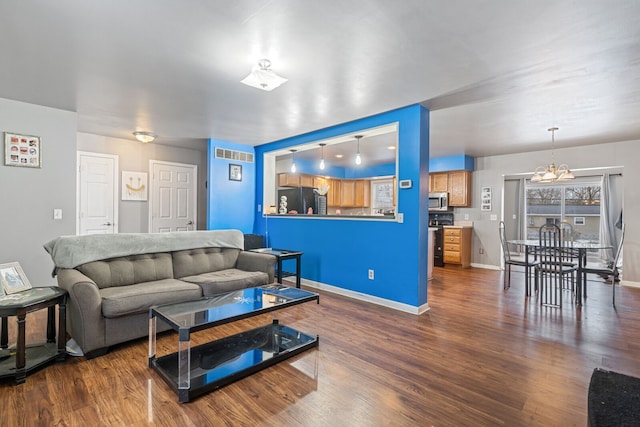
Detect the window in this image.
<box><xmin>525</xmin><ymin>180</ymin><xmax>601</xmax><ymax>243</ymax></box>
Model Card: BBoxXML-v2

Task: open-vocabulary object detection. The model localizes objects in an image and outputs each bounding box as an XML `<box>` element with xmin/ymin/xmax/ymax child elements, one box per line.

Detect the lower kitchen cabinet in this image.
<box><xmin>443</xmin><ymin>227</ymin><xmax>472</xmax><ymax>268</ymax></box>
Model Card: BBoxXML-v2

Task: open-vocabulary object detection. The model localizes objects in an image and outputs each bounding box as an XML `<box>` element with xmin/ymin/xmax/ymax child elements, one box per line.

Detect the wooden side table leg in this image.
<box><xmin>16</xmin><ymin>313</ymin><xmax>26</xmax><ymax>384</ymax></box>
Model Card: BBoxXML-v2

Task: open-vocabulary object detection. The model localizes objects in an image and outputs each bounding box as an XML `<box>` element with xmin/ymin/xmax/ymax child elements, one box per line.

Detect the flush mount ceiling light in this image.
<box><xmin>241</xmin><ymin>58</ymin><xmax>288</xmax><ymax>92</ymax></box>
<box><xmin>531</xmin><ymin>127</ymin><xmax>575</xmax><ymax>183</ymax></box>
<box><xmin>290</xmin><ymin>149</ymin><xmax>297</xmax><ymax>173</ymax></box>
<box><xmin>354</xmin><ymin>135</ymin><xmax>363</xmax><ymax>165</ymax></box>
<box><xmin>133</xmin><ymin>131</ymin><xmax>156</xmax><ymax>143</ymax></box>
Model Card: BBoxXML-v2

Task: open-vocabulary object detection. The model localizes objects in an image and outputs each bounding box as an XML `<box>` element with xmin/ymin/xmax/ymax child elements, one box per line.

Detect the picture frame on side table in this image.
<box><xmin>229</xmin><ymin>164</ymin><xmax>242</xmax><ymax>181</ymax></box>
<box><xmin>0</xmin><ymin>262</ymin><xmax>32</xmax><ymax>294</ymax></box>
<box><xmin>4</xmin><ymin>132</ymin><xmax>41</xmax><ymax>168</ymax></box>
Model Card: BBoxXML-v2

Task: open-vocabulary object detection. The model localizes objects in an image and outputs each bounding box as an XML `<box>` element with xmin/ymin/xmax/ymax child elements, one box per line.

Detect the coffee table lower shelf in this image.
<box><xmin>151</xmin><ymin>320</ymin><xmax>318</xmax><ymax>402</ymax></box>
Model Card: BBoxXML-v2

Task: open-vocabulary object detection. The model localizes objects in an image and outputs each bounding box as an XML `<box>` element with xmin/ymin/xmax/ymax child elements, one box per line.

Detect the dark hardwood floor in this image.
<box><xmin>1</xmin><ymin>267</ymin><xmax>639</xmax><ymax>426</ymax></box>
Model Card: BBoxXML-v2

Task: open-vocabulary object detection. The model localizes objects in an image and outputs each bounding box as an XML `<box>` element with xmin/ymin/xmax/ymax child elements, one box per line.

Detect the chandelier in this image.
<box><xmin>531</xmin><ymin>127</ymin><xmax>575</xmax><ymax>183</ymax></box>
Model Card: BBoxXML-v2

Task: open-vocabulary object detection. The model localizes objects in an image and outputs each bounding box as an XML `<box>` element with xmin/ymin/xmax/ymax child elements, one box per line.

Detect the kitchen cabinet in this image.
<box><xmin>339</xmin><ymin>179</ymin><xmax>370</xmax><ymax>207</ymax></box>
<box><xmin>443</xmin><ymin>227</ymin><xmax>472</xmax><ymax>268</ymax></box>
<box><xmin>278</xmin><ymin>173</ymin><xmax>299</xmax><ymax>187</ymax></box>
<box><xmin>429</xmin><ymin>173</ymin><xmax>448</xmax><ymax>193</ymax></box>
<box><xmin>278</xmin><ymin>173</ymin><xmax>316</xmax><ymax>188</ymax></box>
<box><xmin>447</xmin><ymin>170</ymin><xmax>472</xmax><ymax>207</ymax></box>
<box><xmin>428</xmin><ymin>170</ymin><xmax>472</xmax><ymax>207</ymax></box>
<box><xmin>327</xmin><ymin>179</ymin><xmax>341</xmax><ymax>206</ymax></box>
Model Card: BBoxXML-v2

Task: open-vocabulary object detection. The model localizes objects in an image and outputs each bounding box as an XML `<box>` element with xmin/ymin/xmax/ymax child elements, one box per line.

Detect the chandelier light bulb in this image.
<box><xmin>290</xmin><ymin>149</ymin><xmax>297</xmax><ymax>173</ymax></box>
<box><xmin>319</xmin><ymin>143</ymin><xmax>326</xmax><ymax>170</ymax></box>
<box><xmin>354</xmin><ymin>135</ymin><xmax>363</xmax><ymax>166</ymax></box>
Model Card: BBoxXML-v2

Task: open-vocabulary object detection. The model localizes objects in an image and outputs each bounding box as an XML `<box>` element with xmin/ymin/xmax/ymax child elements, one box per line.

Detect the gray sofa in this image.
<box><xmin>44</xmin><ymin>230</ymin><xmax>276</xmax><ymax>359</ymax></box>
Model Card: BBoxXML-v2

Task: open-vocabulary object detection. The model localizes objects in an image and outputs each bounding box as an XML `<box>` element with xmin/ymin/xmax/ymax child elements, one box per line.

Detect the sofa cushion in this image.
<box><xmin>172</xmin><ymin>247</ymin><xmax>241</xmax><ymax>278</ymax></box>
<box><xmin>77</xmin><ymin>253</ymin><xmax>174</xmax><ymax>289</ymax></box>
<box><xmin>100</xmin><ymin>278</ymin><xmax>202</xmax><ymax>318</ymax></box>
<box><xmin>180</xmin><ymin>269</ymin><xmax>269</xmax><ymax>296</ymax></box>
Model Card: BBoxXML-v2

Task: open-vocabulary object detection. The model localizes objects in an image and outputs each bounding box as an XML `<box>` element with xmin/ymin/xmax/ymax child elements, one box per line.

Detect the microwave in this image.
<box><xmin>428</xmin><ymin>192</ymin><xmax>449</xmax><ymax>211</ymax></box>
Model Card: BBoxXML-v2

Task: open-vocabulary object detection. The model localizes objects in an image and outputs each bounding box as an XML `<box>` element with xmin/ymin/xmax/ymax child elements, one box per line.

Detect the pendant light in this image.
<box><xmin>290</xmin><ymin>149</ymin><xmax>297</xmax><ymax>173</ymax></box>
<box><xmin>354</xmin><ymin>135</ymin><xmax>363</xmax><ymax>165</ymax></box>
<box><xmin>531</xmin><ymin>127</ymin><xmax>575</xmax><ymax>183</ymax></box>
<box><xmin>319</xmin><ymin>143</ymin><xmax>326</xmax><ymax>170</ymax></box>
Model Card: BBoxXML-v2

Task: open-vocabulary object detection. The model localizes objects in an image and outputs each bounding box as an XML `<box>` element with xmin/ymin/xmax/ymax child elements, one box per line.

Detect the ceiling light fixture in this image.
<box><xmin>133</xmin><ymin>131</ymin><xmax>156</xmax><ymax>143</ymax></box>
<box><xmin>290</xmin><ymin>149</ymin><xmax>297</xmax><ymax>173</ymax></box>
<box><xmin>531</xmin><ymin>127</ymin><xmax>575</xmax><ymax>183</ymax></box>
<box><xmin>354</xmin><ymin>135</ymin><xmax>363</xmax><ymax>165</ymax></box>
<box><xmin>240</xmin><ymin>58</ymin><xmax>288</xmax><ymax>92</ymax></box>
<box><xmin>319</xmin><ymin>143</ymin><xmax>326</xmax><ymax>170</ymax></box>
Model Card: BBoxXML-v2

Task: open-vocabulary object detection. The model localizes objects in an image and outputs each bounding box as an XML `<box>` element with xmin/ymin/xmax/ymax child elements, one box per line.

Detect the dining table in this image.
<box><xmin>507</xmin><ymin>239</ymin><xmax>613</xmax><ymax>305</ymax></box>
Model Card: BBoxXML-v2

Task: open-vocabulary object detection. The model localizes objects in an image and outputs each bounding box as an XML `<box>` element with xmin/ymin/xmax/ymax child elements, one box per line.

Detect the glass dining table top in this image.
<box><xmin>508</xmin><ymin>240</ymin><xmax>612</xmax><ymax>250</ymax></box>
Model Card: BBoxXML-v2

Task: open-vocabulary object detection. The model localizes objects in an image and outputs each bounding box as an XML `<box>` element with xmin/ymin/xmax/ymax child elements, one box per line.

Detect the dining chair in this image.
<box><xmin>536</xmin><ymin>223</ymin><xmax>578</xmax><ymax>307</ymax></box>
<box><xmin>499</xmin><ymin>221</ymin><xmax>539</xmax><ymax>294</ymax></box>
<box><xmin>581</xmin><ymin>224</ymin><xmax>625</xmax><ymax>306</ymax></box>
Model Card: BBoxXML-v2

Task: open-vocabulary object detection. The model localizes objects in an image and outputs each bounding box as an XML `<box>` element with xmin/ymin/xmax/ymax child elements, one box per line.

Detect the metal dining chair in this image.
<box><xmin>499</xmin><ymin>221</ymin><xmax>539</xmax><ymax>294</ymax></box>
<box><xmin>535</xmin><ymin>223</ymin><xmax>578</xmax><ymax>307</ymax></box>
<box><xmin>581</xmin><ymin>224</ymin><xmax>625</xmax><ymax>306</ymax></box>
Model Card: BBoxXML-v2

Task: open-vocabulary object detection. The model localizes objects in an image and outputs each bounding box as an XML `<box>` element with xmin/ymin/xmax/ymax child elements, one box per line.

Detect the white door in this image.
<box><xmin>77</xmin><ymin>152</ymin><xmax>119</xmax><ymax>235</ymax></box>
<box><xmin>149</xmin><ymin>160</ymin><xmax>197</xmax><ymax>232</ymax></box>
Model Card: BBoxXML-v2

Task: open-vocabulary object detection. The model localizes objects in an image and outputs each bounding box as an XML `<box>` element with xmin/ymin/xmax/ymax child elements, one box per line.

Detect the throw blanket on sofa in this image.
<box><xmin>44</xmin><ymin>229</ymin><xmax>244</xmax><ymax>272</ymax></box>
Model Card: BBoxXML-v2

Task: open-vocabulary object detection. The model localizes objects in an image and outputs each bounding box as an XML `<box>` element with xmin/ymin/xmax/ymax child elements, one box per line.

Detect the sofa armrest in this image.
<box><xmin>236</xmin><ymin>251</ymin><xmax>276</xmax><ymax>283</ymax></box>
<box><xmin>56</xmin><ymin>268</ymin><xmax>107</xmax><ymax>354</ymax></box>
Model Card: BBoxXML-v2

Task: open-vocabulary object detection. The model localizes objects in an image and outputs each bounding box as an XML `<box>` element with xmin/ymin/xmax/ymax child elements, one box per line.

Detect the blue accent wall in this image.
<box><xmin>430</xmin><ymin>155</ymin><xmax>474</xmax><ymax>172</ymax></box>
<box><xmin>253</xmin><ymin>105</ymin><xmax>430</xmax><ymax>308</ymax></box>
<box><xmin>207</xmin><ymin>139</ymin><xmax>255</xmax><ymax>233</ymax></box>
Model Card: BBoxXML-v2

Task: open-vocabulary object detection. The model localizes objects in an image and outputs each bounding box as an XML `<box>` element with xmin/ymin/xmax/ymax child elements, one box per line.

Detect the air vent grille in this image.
<box><xmin>214</xmin><ymin>148</ymin><xmax>254</xmax><ymax>163</ymax></box>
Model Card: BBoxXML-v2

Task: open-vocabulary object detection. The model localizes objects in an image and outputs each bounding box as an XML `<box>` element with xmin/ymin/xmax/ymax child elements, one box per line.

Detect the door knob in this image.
<box><xmin>187</xmin><ymin>220</ymin><xmax>194</xmax><ymax>225</ymax></box>
<box><xmin>103</xmin><ymin>222</ymin><xmax>112</xmax><ymax>226</ymax></box>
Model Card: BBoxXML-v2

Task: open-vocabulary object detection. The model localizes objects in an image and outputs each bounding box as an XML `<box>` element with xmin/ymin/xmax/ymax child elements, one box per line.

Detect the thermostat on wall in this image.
<box><xmin>399</xmin><ymin>179</ymin><xmax>412</xmax><ymax>189</ymax></box>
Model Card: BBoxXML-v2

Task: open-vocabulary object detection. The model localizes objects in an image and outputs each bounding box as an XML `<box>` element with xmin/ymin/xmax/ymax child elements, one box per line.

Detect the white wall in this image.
<box><xmin>0</xmin><ymin>98</ymin><xmax>77</xmax><ymax>286</ymax></box>
<box><xmin>462</xmin><ymin>139</ymin><xmax>639</xmax><ymax>283</ymax></box>
<box><xmin>77</xmin><ymin>133</ymin><xmax>208</xmax><ymax>232</ymax></box>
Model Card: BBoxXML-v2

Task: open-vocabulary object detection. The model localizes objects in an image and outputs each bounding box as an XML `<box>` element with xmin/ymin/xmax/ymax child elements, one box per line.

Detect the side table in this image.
<box><xmin>249</xmin><ymin>248</ymin><xmax>303</xmax><ymax>288</ymax></box>
<box><xmin>0</xmin><ymin>286</ymin><xmax>67</xmax><ymax>384</ymax></box>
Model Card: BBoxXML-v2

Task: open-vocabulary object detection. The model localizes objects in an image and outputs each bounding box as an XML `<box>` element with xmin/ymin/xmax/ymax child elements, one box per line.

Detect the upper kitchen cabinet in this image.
<box><xmin>278</xmin><ymin>173</ymin><xmax>315</xmax><ymax>188</ymax></box>
<box><xmin>429</xmin><ymin>170</ymin><xmax>472</xmax><ymax>207</ymax></box>
<box><xmin>447</xmin><ymin>170</ymin><xmax>472</xmax><ymax>206</ymax></box>
<box><xmin>278</xmin><ymin>173</ymin><xmax>300</xmax><ymax>187</ymax></box>
<box><xmin>429</xmin><ymin>173</ymin><xmax>448</xmax><ymax>193</ymax></box>
<box><xmin>339</xmin><ymin>179</ymin><xmax>370</xmax><ymax>208</ymax></box>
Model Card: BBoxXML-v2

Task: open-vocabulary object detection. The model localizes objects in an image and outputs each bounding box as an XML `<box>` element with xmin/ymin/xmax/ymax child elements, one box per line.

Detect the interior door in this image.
<box><xmin>149</xmin><ymin>160</ymin><xmax>197</xmax><ymax>232</ymax></box>
<box><xmin>77</xmin><ymin>152</ymin><xmax>118</xmax><ymax>235</ymax></box>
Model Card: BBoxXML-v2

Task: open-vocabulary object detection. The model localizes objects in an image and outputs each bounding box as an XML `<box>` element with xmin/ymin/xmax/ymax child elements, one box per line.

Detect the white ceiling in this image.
<box><xmin>1</xmin><ymin>1</ymin><xmax>639</xmax><ymax>159</ymax></box>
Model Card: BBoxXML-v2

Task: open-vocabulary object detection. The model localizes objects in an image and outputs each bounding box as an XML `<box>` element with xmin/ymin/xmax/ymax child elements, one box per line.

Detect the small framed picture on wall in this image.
<box><xmin>4</xmin><ymin>132</ymin><xmax>41</xmax><ymax>168</ymax></box>
<box><xmin>481</xmin><ymin>186</ymin><xmax>492</xmax><ymax>211</ymax></box>
<box><xmin>229</xmin><ymin>164</ymin><xmax>242</xmax><ymax>181</ymax></box>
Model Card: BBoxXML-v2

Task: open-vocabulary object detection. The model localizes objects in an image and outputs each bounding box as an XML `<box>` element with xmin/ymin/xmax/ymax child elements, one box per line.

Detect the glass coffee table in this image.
<box><xmin>148</xmin><ymin>284</ymin><xmax>319</xmax><ymax>402</ymax></box>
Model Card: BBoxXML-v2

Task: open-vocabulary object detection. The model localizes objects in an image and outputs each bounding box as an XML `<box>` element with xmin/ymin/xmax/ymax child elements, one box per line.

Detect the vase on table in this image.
<box><xmin>317</xmin><ymin>195</ymin><xmax>327</xmax><ymax>215</ymax></box>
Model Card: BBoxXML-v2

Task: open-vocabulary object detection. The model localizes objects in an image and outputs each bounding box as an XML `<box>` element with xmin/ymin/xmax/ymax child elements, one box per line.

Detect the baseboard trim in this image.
<box><xmin>471</xmin><ymin>263</ymin><xmax>501</xmax><ymax>270</ymax></box>
<box><xmin>300</xmin><ymin>278</ymin><xmax>430</xmax><ymax>315</ymax></box>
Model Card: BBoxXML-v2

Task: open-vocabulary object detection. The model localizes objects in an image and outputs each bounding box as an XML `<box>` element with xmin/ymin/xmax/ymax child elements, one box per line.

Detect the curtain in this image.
<box><xmin>517</xmin><ymin>178</ymin><xmax>525</xmax><ymax>240</ymax></box>
<box><xmin>598</xmin><ymin>174</ymin><xmax>617</xmax><ymax>260</ymax></box>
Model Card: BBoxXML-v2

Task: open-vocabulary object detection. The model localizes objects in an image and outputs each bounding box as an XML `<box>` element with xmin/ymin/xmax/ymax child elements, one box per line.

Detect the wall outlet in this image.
<box><xmin>464</xmin><ymin>214</ymin><xmax>469</xmax><ymax>220</ymax></box>
<box><xmin>479</xmin><ymin>248</ymin><xmax>484</xmax><ymax>254</ymax></box>
<box><xmin>258</xmin><ymin>204</ymin><xmax>262</xmax><ymax>212</ymax></box>
<box><xmin>53</xmin><ymin>209</ymin><xmax>63</xmax><ymax>220</ymax></box>
<box><xmin>397</xmin><ymin>213</ymin><xmax>404</xmax><ymax>223</ymax></box>
<box><xmin>368</xmin><ymin>269</ymin><xmax>374</xmax><ymax>280</ymax></box>
<box><xmin>490</xmin><ymin>214</ymin><xmax>498</xmax><ymax>221</ymax></box>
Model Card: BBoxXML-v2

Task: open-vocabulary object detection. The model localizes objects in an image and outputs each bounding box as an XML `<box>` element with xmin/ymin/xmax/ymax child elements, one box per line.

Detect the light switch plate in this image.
<box><xmin>397</xmin><ymin>213</ymin><xmax>404</xmax><ymax>223</ymax></box>
<box><xmin>53</xmin><ymin>209</ymin><xmax>63</xmax><ymax>220</ymax></box>
<box><xmin>490</xmin><ymin>214</ymin><xmax>498</xmax><ymax>221</ymax></box>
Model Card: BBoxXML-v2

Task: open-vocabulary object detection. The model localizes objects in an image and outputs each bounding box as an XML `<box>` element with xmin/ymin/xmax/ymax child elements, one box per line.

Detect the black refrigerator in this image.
<box><xmin>278</xmin><ymin>188</ymin><xmax>317</xmax><ymax>214</ymax></box>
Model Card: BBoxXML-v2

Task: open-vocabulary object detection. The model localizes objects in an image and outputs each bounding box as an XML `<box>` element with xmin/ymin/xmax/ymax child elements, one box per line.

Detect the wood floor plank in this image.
<box><xmin>1</xmin><ymin>267</ymin><xmax>639</xmax><ymax>426</ymax></box>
